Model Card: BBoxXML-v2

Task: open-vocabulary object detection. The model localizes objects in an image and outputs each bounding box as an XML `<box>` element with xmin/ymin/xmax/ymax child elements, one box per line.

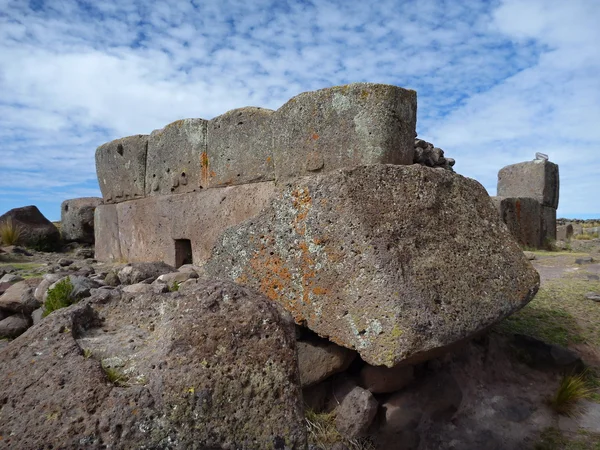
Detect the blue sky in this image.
<box><xmin>0</xmin><ymin>0</ymin><xmax>599</xmax><ymax>221</ymax></box>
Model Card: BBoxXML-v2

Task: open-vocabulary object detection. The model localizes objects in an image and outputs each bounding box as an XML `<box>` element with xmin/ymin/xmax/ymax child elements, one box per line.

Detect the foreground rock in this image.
<box><xmin>205</xmin><ymin>164</ymin><xmax>540</xmax><ymax>366</ymax></box>
<box><xmin>0</xmin><ymin>205</ymin><xmax>60</xmax><ymax>251</ymax></box>
<box><xmin>0</xmin><ymin>280</ymin><xmax>306</xmax><ymax>449</ymax></box>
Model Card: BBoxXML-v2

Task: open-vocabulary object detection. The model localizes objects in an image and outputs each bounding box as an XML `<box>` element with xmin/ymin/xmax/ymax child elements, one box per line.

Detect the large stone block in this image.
<box><xmin>206</xmin><ymin>107</ymin><xmax>275</xmax><ymax>187</ymax></box>
<box><xmin>94</xmin><ymin>204</ymin><xmax>122</xmax><ymax>262</ymax></box>
<box><xmin>497</xmin><ymin>160</ymin><xmax>559</xmax><ymax>208</ymax></box>
<box><xmin>205</xmin><ymin>164</ymin><xmax>540</xmax><ymax>367</ymax></box>
<box><xmin>541</xmin><ymin>206</ymin><xmax>557</xmax><ymax>243</ymax></box>
<box><xmin>492</xmin><ymin>197</ymin><xmax>542</xmax><ymax>248</ymax></box>
<box><xmin>145</xmin><ymin>119</ymin><xmax>207</xmax><ymax>196</ymax></box>
<box><xmin>95</xmin><ymin>135</ymin><xmax>148</xmax><ymax>203</ymax></box>
<box><xmin>60</xmin><ymin>197</ymin><xmax>103</xmax><ymax>244</ymax></box>
<box><xmin>272</xmin><ymin>83</ymin><xmax>416</xmax><ymax>181</ymax></box>
<box><xmin>96</xmin><ymin>183</ymin><xmax>276</xmax><ymax>266</ymax></box>
<box><xmin>0</xmin><ymin>280</ymin><xmax>307</xmax><ymax>448</ymax></box>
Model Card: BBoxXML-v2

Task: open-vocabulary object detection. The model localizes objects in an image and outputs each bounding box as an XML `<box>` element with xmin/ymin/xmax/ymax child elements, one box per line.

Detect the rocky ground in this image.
<box><xmin>1</xmin><ymin>241</ymin><xmax>600</xmax><ymax>449</ymax></box>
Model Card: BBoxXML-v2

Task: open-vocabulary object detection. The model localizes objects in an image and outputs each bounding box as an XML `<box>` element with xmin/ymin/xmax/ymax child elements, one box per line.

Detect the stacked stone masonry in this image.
<box><xmin>493</xmin><ymin>159</ymin><xmax>559</xmax><ymax>248</ymax></box>
<box><xmin>95</xmin><ymin>83</ymin><xmax>418</xmax><ymax>264</ymax></box>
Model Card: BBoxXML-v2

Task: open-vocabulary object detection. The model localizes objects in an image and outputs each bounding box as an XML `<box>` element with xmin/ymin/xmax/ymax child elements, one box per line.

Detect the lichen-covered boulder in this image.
<box><xmin>0</xmin><ymin>280</ymin><xmax>306</xmax><ymax>449</ymax></box>
<box><xmin>205</xmin><ymin>164</ymin><xmax>540</xmax><ymax>367</ymax></box>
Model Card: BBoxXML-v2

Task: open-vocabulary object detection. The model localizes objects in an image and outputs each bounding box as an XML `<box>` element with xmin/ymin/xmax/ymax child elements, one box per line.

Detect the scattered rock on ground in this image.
<box><xmin>335</xmin><ymin>386</ymin><xmax>378</xmax><ymax>438</ymax></box>
<box><xmin>297</xmin><ymin>339</ymin><xmax>357</xmax><ymax>387</ymax></box>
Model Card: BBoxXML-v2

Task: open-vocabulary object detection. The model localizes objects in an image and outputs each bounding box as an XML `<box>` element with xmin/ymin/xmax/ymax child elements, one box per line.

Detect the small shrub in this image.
<box><xmin>102</xmin><ymin>365</ymin><xmax>128</xmax><ymax>386</ymax></box>
<box><xmin>43</xmin><ymin>278</ymin><xmax>75</xmax><ymax>317</ymax></box>
<box><xmin>550</xmin><ymin>372</ymin><xmax>593</xmax><ymax>416</ymax></box>
<box><xmin>168</xmin><ymin>281</ymin><xmax>181</xmax><ymax>292</ymax></box>
<box><xmin>0</xmin><ymin>218</ymin><xmax>22</xmax><ymax>245</ymax></box>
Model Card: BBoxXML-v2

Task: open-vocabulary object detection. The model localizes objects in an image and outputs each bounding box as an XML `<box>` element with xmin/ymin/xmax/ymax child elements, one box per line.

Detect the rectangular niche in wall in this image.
<box><xmin>175</xmin><ymin>239</ymin><xmax>193</xmax><ymax>268</ymax></box>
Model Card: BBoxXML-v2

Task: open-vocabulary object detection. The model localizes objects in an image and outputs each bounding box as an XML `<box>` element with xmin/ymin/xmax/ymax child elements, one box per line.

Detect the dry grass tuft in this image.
<box><xmin>0</xmin><ymin>218</ymin><xmax>22</xmax><ymax>246</ymax></box>
<box><xmin>305</xmin><ymin>409</ymin><xmax>375</xmax><ymax>450</ymax></box>
<box><xmin>550</xmin><ymin>372</ymin><xmax>594</xmax><ymax>416</ymax></box>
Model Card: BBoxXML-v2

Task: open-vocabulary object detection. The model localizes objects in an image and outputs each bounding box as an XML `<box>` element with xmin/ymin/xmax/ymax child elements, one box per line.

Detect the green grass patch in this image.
<box><xmin>496</xmin><ymin>278</ymin><xmax>600</xmax><ymax>348</ymax></box>
<box><xmin>102</xmin><ymin>365</ymin><xmax>129</xmax><ymax>386</ymax></box>
<box><xmin>43</xmin><ymin>278</ymin><xmax>75</xmax><ymax>317</ymax></box>
<box><xmin>0</xmin><ymin>262</ymin><xmax>44</xmax><ymax>271</ymax></box>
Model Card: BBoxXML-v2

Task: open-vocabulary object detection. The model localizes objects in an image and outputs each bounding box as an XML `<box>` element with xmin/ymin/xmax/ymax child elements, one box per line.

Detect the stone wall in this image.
<box><xmin>493</xmin><ymin>158</ymin><xmax>559</xmax><ymax>248</ymax></box>
<box><xmin>95</xmin><ymin>82</ymin><xmax>418</xmax><ymax>265</ymax></box>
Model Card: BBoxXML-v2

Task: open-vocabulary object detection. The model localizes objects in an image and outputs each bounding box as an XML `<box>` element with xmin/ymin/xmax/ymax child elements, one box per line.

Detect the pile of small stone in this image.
<box><xmin>414</xmin><ymin>138</ymin><xmax>455</xmax><ymax>171</ymax></box>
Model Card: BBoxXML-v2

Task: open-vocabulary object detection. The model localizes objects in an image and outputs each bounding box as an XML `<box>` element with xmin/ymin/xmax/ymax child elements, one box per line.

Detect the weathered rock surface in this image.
<box><xmin>95</xmin><ymin>182</ymin><xmax>276</xmax><ymax>265</ymax></box>
<box><xmin>0</xmin><ymin>205</ymin><xmax>60</xmax><ymax>251</ymax></box>
<box><xmin>0</xmin><ymin>314</ymin><xmax>31</xmax><ymax>338</ymax></box>
<box><xmin>492</xmin><ymin>197</ymin><xmax>542</xmax><ymax>249</ymax></box>
<box><xmin>335</xmin><ymin>386</ymin><xmax>378</xmax><ymax>438</ymax></box>
<box><xmin>497</xmin><ymin>159</ymin><xmax>559</xmax><ymax>209</ymax></box>
<box><xmin>297</xmin><ymin>339</ymin><xmax>356</xmax><ymax>387</ymax></box>
<box><xmin>0</xmin><ymin>279</ymin><xmax>306</xmax><ymax>449</ymax></box>
<box><xmin>117</xmin><ymin>262</ymin><xmax>175</xmax><ymax>285</ymax></box>
<box><xmin>272</xmin><ymin>83</ymin><xmax>416</xmax><ymax>181</ymax></box>
<box><xmin>359</xmin><ymin>364</ymin><xmax>414</xmax><ymax>394</ymax></box>
<box><xmin>205</xmin><ymin>164</ymin><xmax>540</xmax><ymax>366</ymax></box>
<box><xmin>0</xmin><ymin>278</ymin><xmax>41</xmax><ymax>314</ymax></box>
<box><xmin>146</xmin><ymin>118</ymin><xmax>207</xmax><ymax>196</ymax></box>
<box><xmin>95</xmin><ymin>134</ymin><xmax>148</xmax><ymax>203</ymax></box>
<box><xmin>207</xmin><ymin>107</ymin><xmax>275</xmax><ymax>187</ymax></box>
<box><xmin>61</xmin><ymin>197</ymin><xmax>103</xmax><ymax>243</ymax></box>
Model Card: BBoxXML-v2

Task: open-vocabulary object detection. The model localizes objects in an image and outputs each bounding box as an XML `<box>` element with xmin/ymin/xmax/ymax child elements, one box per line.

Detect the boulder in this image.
<box><xmin>60</xmin><ymin>197</ymin><xmax>103</xmax><ymax>243</ymax></box>
<box><xmin>497</xmin><ymin>159</ymin><xmax>559</xmax><ymax>209</ymax></box>
<box><xmin>145</xmin><ymin>118</ymin><xmax>207</xmax><ymax>196</ymax></box>
<box><xmin>0</xmin><ymin>205</ymin><xmax>60</xmax><ymax>251</ymax></box>
<box><xmin>359</xmin><ymin>364</ymin><xmax>414</xmax><ymax>394</ymax></box>
<box><xmin>205</xmin><ymin>164</ymin><xmax>540</xmax><ymax>366</ymax></box>
<box><xmin>206</xmin><ymin>107</ymin><xmax>275</xmax><ymax>187</ymax></box>
<box><xmin>272</xmin><ymin>83</ymin><xmax>416</xmax><ymax>181</ymax></box>
<box><xmin>0</xmin><ymin>278</ymin><xmax>41</xmax><ymax>314</ymax></box>
<box><xmin>334</xmin><ymin>386</ymin><xmax>378</xmax><ymax>438</ymax></box>
<box><xmin>0</xmin><ymin>279</ymin><xmax>307</xmax><ymax>449</ymax></box>
<box><xmin>117</xmin><ymin>262</ymin><xmax>175</xmax><ymax>285</ymax></box>
<box><xmin>35</xmin><ymin>274</ymin><xmax>66</xmax><ymax>301</ymax></box>
<box><xmin>95</xmin><ymin>134</ymin><xmax>148</xmax><ymax>203</ymax></box>
<box><xmin>0</xmin><ymin>314</ymin><xmax>31</xmax><ymax>338</ymax></box>
<box><xmin>541</xmin><ymin>205</ymin><xmax>557</xmax><ymax>243</ymax></box>
<box><xmin>297</xmin><ymin>339</ymin><xmax>357</xmax><ymax>387</ymax></box>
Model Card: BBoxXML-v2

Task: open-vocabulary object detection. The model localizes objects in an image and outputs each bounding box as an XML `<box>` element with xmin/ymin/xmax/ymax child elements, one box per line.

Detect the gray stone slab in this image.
<box><xmin>492</xmin><ymin>196</ymin><xmax>542</xmax><ymax>248</ymax></box>
<box><xmin>497</xmin><ymin>160</ymin><xmax>559</xmax><ymax>208</ymax></box>
<box><xmin>94</xmin><ymin>204</ymin><xmax>122</xmax><ymax>262</ymax></box>
<box><xmin>271</xmin><ymin>83</ymin><xmax>416</xmax><ymax>181</ymax></box>
<box><xmin>95</xmin><ymin>183</ymin><xmax>276</xmax><ymax>265</ymax></box>
<box><xmin>61</xmin><ymin>197</ymin><xmax>103</xmax><ymax>244</ymax></box>
<box><xmin>95</xmin><ymin>135</ymin><xmax>148</xmax><ymax>203</ymax></box>
<box><xmin>145</xmin><ymin>119</ymin><xmax>207</xmax><ymax>196</ymax></box>
<box><xmin>206</xmin><ymin>107</ymin><xmax>275</xmax><ymax>187</ymax></box>
<box><xmin>541</xmin><ymin>206</ymin><xmax>557</xmax><ymax>243</ymax></box>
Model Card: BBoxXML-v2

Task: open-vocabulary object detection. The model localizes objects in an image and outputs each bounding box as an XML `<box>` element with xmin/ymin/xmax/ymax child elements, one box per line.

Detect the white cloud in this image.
<box><xmin>0</xmin><ymin>0</ymin><xmax>598</xmax><ymax>220</ymax></box>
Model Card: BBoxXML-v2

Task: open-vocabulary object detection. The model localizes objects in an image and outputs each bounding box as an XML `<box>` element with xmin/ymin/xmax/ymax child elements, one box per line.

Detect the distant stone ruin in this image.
<box><xmin>492</xmin><ymin>157</ymin><xmax>559</xmax><ymax>249</ymax></box>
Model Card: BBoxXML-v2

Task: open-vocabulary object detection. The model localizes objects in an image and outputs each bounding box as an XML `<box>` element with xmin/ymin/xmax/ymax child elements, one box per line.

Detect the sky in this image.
<box><xmin>0</xmin><ymin>0</ymin><xmax>599</xmax><ymax>222</ymax></box>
